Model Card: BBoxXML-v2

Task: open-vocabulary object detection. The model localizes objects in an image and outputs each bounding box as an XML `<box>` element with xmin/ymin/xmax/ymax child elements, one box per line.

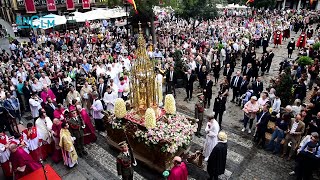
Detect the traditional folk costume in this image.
<box><xmin>203</xmin><ymin>118</ymin><xmax>220</xmax><ymax>161</ymax></box>
<box><xmin>287</xmin><ymin>40</ymin><xmax>295</xmax><ymax>58</ymax></box>
<box><xmin>59</xmin><ymin>128</ymin><xmax>78</xmax><ymax>168</ymax></box>
<box><xmin>0</xmin><ymin>133</ymin><xmax>12</xmax><ymax>178</ymax></box>
<box><xmin>78</xmin><ymin>108</ymin><xmax>97</xmax><ymax>144</ymax></box>
<box><xmin>283</xmin><ymin>25</ymin><xmax>290</xmax><ymax>39</ymax></box>
<box><xmin>22</xmin><ymin>126</ymin><xmax>42</xmax><ymax>161</ymax></box>
<box><xmin>296</xmin><ymin>32</ymin><xmax>307</xmax><ymax>49</ymax></box>
<box><xmin>273</xmin><ymin>30</ymin><xmax>282</xmax><ymax>46</ymax></box>
<box><xmin>9</xmin><ymin>147</ymin><xmax>42</xmax><ymax>179</ymax></box>
<box><xmin>35</xmin><ymin>116</ymin><xmax>53</xmax><ymax>160</ymax></box>
<box><xmin>307</xmin><ymin>28</ymin><xmax>314</xmax><ymax>39</ymax></box>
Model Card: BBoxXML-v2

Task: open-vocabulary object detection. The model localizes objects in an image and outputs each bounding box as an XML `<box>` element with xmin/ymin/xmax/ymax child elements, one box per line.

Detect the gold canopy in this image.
<box><xmin>130</xmin><ymin>23</ymin><xmax>157</xmax><ymax>114</ymax></box>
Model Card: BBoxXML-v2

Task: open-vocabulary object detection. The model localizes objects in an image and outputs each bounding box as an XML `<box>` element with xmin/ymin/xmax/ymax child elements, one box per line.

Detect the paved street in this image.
<box><xmin>0</xmin><ymin>24</ymin><xmax>319</xmax><ymax>180</ymax></box>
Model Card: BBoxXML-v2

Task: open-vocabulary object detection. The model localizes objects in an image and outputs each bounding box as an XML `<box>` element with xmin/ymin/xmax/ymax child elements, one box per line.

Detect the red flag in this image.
<box><xmin>46</xmin><ymin>0</ymin><xmax>57</xmax><ymax>11</ymax></box>
<box><xmin>127</xmin><ymin>0</ymin><xmax>138</xmax><ymax>13</ymax></box>
<box><xmin>24</xmin><ymin>0</ymin><xmax>36</xmax><ymax>13</ymax></box>
<box><xmin>246</xmin><ymin>0</ymin><xmax>254</xmax><ymax>4</ymax></box>
<box><xmin>66</xmin><ymin>0</ymin><xmax>75</xmax><ymax>10</ymax></box>
<box><xmin>82</xmin><ymin>0</ymin><xmax>90</xmax><ymax>9</ymax></box>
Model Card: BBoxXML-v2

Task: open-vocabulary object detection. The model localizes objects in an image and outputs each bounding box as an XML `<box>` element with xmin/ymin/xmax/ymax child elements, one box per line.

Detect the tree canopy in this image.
<box><xmin>175</xmin><ymin>0</ymin><xmax>218</xmax><ymax>21</ymax></box>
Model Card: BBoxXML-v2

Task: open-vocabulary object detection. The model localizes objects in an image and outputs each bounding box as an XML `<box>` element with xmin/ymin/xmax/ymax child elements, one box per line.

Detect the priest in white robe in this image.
<box><xmin>203</xmin><ymin>115</ymin><xmax>220</xmax><ymax>161</ymax></box>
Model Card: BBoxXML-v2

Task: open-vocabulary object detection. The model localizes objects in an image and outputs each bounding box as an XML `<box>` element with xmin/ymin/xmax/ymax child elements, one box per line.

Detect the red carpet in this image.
<box><xmin>18</xmin><ymin>164</ymin><xmax>61</xmax><ymax>180</ymax></box>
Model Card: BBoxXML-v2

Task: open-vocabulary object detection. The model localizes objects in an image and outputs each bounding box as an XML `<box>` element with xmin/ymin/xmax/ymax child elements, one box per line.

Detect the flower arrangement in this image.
<box><xmin>111</xmin><ymin>117</ymin><xmax>124</xmax><ymax>130</ymax></box>
<box><xmin>114</xmin><ymin>98</ymin><xmax>127</xmax><ymax>119</ymax></box>
<box><xmin>134</xmin><ymin>114</ymin><xmax>197</xmax><ymax>153</ymax></box>
<box><xmin>145</xmin><ymin>108</ymin><xmax>156</xmax><ymax>129</ymax></box>
<box><xmin>164</xmin><ymin>94</ymin><xmax>176</xmax><ymax>115</ymax></box>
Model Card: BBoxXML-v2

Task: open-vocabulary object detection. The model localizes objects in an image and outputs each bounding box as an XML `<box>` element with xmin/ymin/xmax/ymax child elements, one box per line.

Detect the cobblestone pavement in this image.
<box><xmin>0</xmin><ymin>24</ymin><xmax>319</xmax><ymax>180</ymax></box>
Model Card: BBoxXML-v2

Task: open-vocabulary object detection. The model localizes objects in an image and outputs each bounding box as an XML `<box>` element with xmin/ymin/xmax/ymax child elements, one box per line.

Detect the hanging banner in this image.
<box><xmin>46</xmin><ymin>0</ymin><xmax>57</xmax><ymax>11</ymax></box>
<box><xmin>82</xmin><ymin>0</ymin><xmax>90</xmax><ymax>9</ymax></box>
<box><xmin>66</xmin><ymin>0</ymin><xmax>75</xmax><ymax>10</ymax></box>
<box><xmin>24</xmin><ymin>0</ymin><xmax>36</xmax><ymax>13</ymax></box>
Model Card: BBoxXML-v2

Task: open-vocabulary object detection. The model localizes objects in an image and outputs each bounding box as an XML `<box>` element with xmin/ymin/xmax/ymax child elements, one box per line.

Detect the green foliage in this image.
<box><xmin>297</xmin><ymin>56</ymin><xmax>314</xmax><ymax>66</ymax></box>
<box><xmin>217</xmin><ymin>43</ymin><xmax>224</xmax><ymax>51</ymax></box>
<box><xmin>173</xmin><ymin>50</ymin><xmax>184</xmax><ymax>79</ymax></box>
<box><xmin>275</xmin><ymin>70</ymin><xmax>294</xmax><ymax>106</ymax></box>
<box><xmin>176</xmin><ymin>0</ymin><xmax>218</xmax><ymax>21</ymax></box>
<box><xmin>313</xmin><ymin>42</ymin><xmax>320</xmax><ymax>51</ymax></box>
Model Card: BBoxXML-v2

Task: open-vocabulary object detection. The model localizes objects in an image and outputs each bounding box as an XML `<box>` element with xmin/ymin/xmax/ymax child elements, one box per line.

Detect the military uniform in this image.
<box><xmin>195</xmin><ymin>96</ymin><xmax>205</xmax><ymax>136</ymax></box>
<box><xmin>117</xmin><ymin>142</ymin><xmax>134</xmax><ymax>180</ymax></box>
<box><xmin>68</xmin><ymin>115</ymin><xmax>86</xmax><ymax>156</ymax></box>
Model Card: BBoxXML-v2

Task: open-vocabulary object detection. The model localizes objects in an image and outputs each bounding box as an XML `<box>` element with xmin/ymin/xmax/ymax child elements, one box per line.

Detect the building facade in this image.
<box><xmin>0</xmin><ymin>0</ymin><xmax>109</xmax><ymax>24</ymax></box>
<box><xmin>276</xmin><ymin>0</ymin><xmax>320</xmax><ymax>10</ymax></box>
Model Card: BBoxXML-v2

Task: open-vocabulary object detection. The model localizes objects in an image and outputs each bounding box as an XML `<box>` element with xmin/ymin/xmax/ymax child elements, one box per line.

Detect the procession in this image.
<box><xmin>1</xmin><ymin>0</ymin><xmax>320</xmax><ymax>179</ymax></box>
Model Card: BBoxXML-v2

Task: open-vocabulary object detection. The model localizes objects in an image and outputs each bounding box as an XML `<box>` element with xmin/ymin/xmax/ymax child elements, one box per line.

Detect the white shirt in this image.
<box><xmin>29</xmin><ymin>98</ymin><xmax>43</xmax><ymax>118</ymax></box>
<box><xmin>39</xmin><ymin>76</ymin><xmax>51</xmax><ymax>87</ymax></box>
<box><xmin>290</xmin><ymin>121</ymin><xmax>300</xmax><ymax>134</ymax></box>
<box><xmin>272</xmin><ymin>98</ymin><xmax>281</xmax><ymax>113</ymax></box>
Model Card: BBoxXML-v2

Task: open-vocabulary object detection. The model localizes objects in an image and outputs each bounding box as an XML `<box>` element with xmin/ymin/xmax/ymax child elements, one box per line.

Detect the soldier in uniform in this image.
<box><xmin>68</xmin><ymin>107</ymin><xmax>87</xmax><ymax>157</ymax></box>
<box><xmin>287</xmin><ymin>38</ymin><xmax>295</xmax><ymax>58</ymax></box>
<box><xmin>195</xmin><ymin>94</ymin><xmax>205</xmax><ymax>137</ymax></box>
<box><xmin>116</xmin><ymin>141</ymin><xmax>136</xmax><ymax>180</ymax></box>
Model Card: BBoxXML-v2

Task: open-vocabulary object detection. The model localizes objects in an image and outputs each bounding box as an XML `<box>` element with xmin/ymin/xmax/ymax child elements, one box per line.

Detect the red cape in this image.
<box><xmin>273</xmin><ymin>31</ymin><xmax>282</xmax><ymax>45</ymax></box>
<box><xmin>80</xmin><ymin>109</ymin><xmax>97</xmax><ymax>144</ymax></box>
<box><xmin>296</xmin><ymin>33</ymin><xmax>307</xmax><ymax>48</ymax></box>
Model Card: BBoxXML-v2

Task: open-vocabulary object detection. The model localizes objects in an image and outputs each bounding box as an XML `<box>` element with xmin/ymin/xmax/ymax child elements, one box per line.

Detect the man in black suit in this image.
<box><xmin>223</xmin><ymin>63</ymin><xmax>233</xmax><ymax>84</ymax></box>
<box><xmin>51</xmin><ymin>80</ymin><xmax>64</xmax><ymax>105</ymax></box>
<box><xmin>239</xmin><ymin>76</ymin><xmax>249</xmax><ymax>96</ymax></box>
<box><xmin>243</xmin><ymin>63</ymin><xmax>253</xmax><ymax>82</ymax></box>
<box><xmin>196</xmin><ymin>59</ymin><xmax>204</xmax><ymax>77</ymax></box>
<box><xmin>166</xmin><ymin>66</ymin><xmax>177</xmax><ymax>97</ymax></box>
<box><xmin>44</xmin><ymin>97</ymin><xmax>56</xmax><ymax>120</ymax></box>
<box><xmin>253</xmin><ymin>104</ymin><xmax>271</xmax><ymax>148</ymax></box>
<box><xmin>97</xmin><ymin>77</ymin><xmax>107</xmax><ymax>99</ymax></box>
<box><xmin>230</xmin><ymin>71</ymin><xmax>243</xmax><ymax>103</ymax></box>
<box><xmin>22</xmin><ymin>81</ymin><xmax>33</xmax><ymax>111</ymax></box>
<box><xmin>213</xmin><ymin>91</ymin><xmax>227</xmax><ymax>128</ymax></box>
<box><xmin>266</xmin><ymin>49</ymin><xmax>274</xmax><ymax>74</ymax></box>
<box><xmin>252</xmin><ymin>76</ymin><xmax>263</xmax><ymax>97</ymax></box>
<box><xmin>184</xmin><ymin>69</ymin><xmax>196</xmax><ymax>101</ymax></box>
<box><xmin>204</xmin><ymin>75</ymin><xmax>213</xmax><ymax>108</ymax></box>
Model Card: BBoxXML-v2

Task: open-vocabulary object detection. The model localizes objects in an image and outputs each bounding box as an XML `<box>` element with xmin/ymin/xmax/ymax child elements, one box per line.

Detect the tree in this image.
<box><xmin>275</xmin><ymin>68</ymin><xmax>294</xmax><ymax>107</ymax></box>
<box><xmin>175</xmin><ymin>0</ymin><xmax>218</xmax><ymax>33</ymax></box>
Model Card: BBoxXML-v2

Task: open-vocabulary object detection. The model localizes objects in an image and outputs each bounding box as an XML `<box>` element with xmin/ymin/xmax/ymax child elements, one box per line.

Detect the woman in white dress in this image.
<box><xmin>203</xmin><ymin>115</ymin><xmax>220</xmax><ymax>161</ymax></box>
